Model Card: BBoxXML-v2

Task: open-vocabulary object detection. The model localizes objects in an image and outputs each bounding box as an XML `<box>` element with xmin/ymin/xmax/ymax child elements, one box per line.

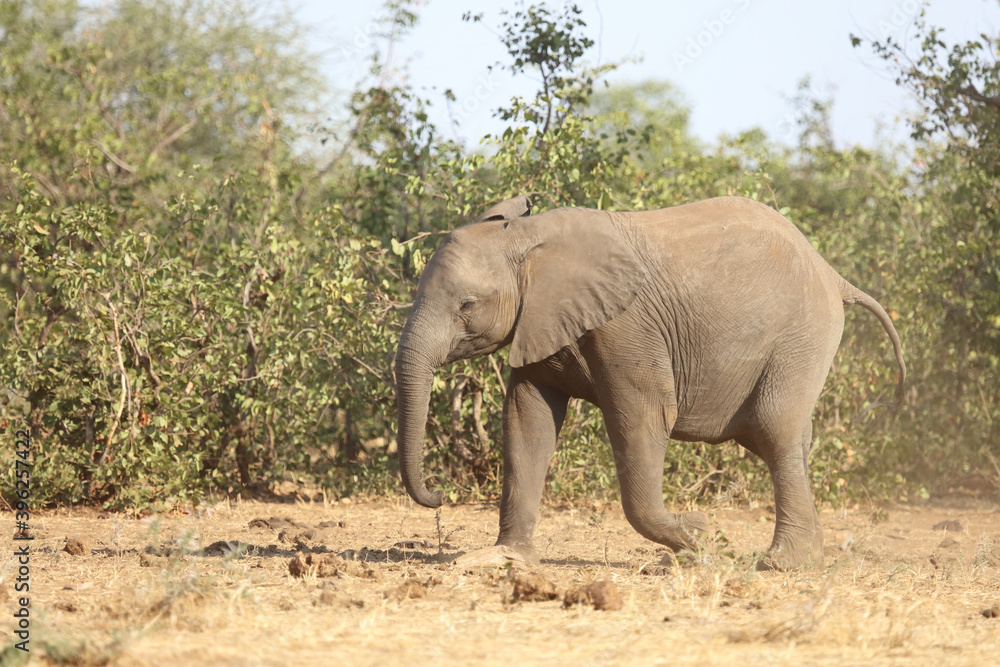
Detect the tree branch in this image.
<box><xmin>471</xmin><ymin>389</ymin><xmax>490</xmax><ymax>455</ymax></box>
<box><xmin>94</xmin><ymin>141</ymin><xmax>137</xmax><ymax>174</ymax></box>
<box><xmin>488</xmin><ymin>354</ymin><xmax>506</xmax><ymax>397</ymax></box>
<box><xmin>958</xmin><ymin>85</ymin><xmax>1000</xmax><ymax>112</ymax></box>
<box><xmin>150</xmin><ymin>115</ymin><xmax>199</xmax><ymax>162</ymax></box>
<box><xmin>450</xmin><ymin>375</ymin><xmax>477</xmax><ymax>464</ymax></box>
<box><xmin>96</xmin><ymin>296</ymin><xmax>130</xmax><ymax>479</ymax></box>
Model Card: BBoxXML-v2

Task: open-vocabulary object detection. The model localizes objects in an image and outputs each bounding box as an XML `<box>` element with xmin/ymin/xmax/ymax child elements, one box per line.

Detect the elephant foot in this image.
<box><xmin>680</xmin><ymin>511</ymin><xmax>709</xmax><ymax>538</ymax></box>
<box><xmin>755</xmin><ymin>543</ymin><xmax>824</xmax><ymax>572</ymax></box>
<box><xmin>756</xmin><ymin>522</ymin><xmax>824</xmax><ymax>571</ymax></box>
<box><xmin>655</xmin><ymin>549</ymin><xmax>713</xmax><ymax>569</ymax></box>
<box><xmin>452</xmin><ymin>544</ymin><xmax>538</xmax><ymax>569</ymax></box>
<box><xmin>625</xmin><ymin>509</ymin><xmax>710</xmax><ymax>554</ymax></box>
<box><xmin>499</xmin><ymin>541</ymin><xmax>542</xmax><ymax>566</ymax></box>
<box><xmin>667</xmin><ymin>511</ymin><xmax>710</xmax><ymax>551</ymax></box>
<box><xmin>637</xmin><ymin>512</ymin><xmax>713</xmax><ymax>574</ymax></box>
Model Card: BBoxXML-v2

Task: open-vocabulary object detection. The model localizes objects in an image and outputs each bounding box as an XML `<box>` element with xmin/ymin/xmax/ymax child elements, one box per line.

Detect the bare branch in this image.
<box><xmin>94</xmin><ymin>142</ymin><xmax>137</xmax><ymax>174</ymax></box>
<box><xmin>96</xmin><ymin>295</ymin><xmax>131</xmax><ymax>478</ymax></box>
<box><xmin>958</xmin><ymin>85</ymin><xmax>1000</xmax><ymax>112</ymax></box>
<box><xmin>684</xmin><ymin>469</ymin><xmax>722</xmax><ymax>495</ymax></box>
<box><xmin>150</xmin><ymin>115</ymin><xmax>199</xmax><ymax>161</ymax></box>
<box><xmin>471</xmin><ymin>389</ymin><xmax>490</xmax><ymax>455</ymax></box>
<box><xmin>488</xmin><ymin>354</ymin><xmax>507</xmax><ymax>397</ymax></box>
<box><xmin>450</xmin><ymin>375</ymin><xmax>477</xmax><ymax>464</ymax></box>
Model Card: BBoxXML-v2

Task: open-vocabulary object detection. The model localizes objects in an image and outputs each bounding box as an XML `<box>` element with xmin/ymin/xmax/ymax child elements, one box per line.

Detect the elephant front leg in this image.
<box><xmin>605</xmin><ymin>406</ymin><xmax>708</xmax><ymax>555</ymax></box>
<box><xmin>494</xmin><ymin>371</ymin><xmax>569</xmax><ymax>565</ymax></box>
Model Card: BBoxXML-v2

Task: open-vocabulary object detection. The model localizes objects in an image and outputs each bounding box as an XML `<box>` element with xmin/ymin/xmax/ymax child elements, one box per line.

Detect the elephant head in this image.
<box><xmin>393</xmin><ymin>195</ymin><xmax>647</xmax><ymax>507</ymax></box>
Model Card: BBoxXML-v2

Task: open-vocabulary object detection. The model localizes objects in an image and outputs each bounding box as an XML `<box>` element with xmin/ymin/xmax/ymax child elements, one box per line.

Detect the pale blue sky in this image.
<box><xmin>298</xmin><ymin>0</ymin><xmax>1000</xmax><ymax>147</ymax></box>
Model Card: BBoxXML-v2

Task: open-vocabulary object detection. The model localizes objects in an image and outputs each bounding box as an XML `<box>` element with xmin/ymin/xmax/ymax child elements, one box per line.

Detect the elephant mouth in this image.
<box><xmin>445</xmin><ymin>333</ymin><xmax>512</xmax><ymax>364</ymax></box>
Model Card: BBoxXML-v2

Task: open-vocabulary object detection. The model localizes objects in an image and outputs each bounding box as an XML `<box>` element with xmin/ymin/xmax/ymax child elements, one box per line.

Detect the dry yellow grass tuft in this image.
<box><xmin>1</xmin><ymin>498</ymin><xmax>997</xmax><ymax>665</ymax></box>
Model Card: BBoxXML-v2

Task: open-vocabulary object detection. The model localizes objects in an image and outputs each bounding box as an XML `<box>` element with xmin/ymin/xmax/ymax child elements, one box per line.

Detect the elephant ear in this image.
<box><xmin>508</xmin><ymin>209</ymin><xmax>647</xmax><ymax>368</ymax></box>
<box><xmin>476</xmin><ymin>195</ymin><xmax>532</xmax><ymax>222</ymax></box>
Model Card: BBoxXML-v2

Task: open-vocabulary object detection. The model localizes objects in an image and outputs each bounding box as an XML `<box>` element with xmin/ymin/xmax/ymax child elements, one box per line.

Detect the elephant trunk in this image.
<box><xmin>393</xmin><ymin>309</ymin><xmax>447</xmax><ymax>508</ymax></box>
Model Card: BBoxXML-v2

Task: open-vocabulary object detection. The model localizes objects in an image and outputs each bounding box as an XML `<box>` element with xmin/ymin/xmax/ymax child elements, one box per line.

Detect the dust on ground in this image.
<box><xmin>2</xmin><ymin>496</ymin><xmax>998</xmax><ymax>666</ymax></box>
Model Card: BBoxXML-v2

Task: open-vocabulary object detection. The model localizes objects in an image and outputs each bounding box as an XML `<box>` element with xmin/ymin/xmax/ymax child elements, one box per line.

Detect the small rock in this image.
<box><xmin>139</xmin><ymin>553</ymin><xmax>170</xmax><ymax>568</ymax></box>
<box><xmin>278</xmin><ymin>527</ymin><xmax>310</xmax><ymax>543</ymax></box>
<box><xmin>287</xmin><ymin>553</ymin><xmax>381</xmax><ymax>580</ymax></box>
<box><xmin>316</xmin><ymin>590</ymin><xmax>339</xmax><ymax>606</ymax></box>
<box><xmin>838</xmin><ymin>530</ymin><xmax>856</xmax><ymax>551</ymax></box>
<box><xmin>393</xmin><ymin>539</ymin><xmax>434</xmax><ymax>549</ymax></box>
<box><xmin>512</xmin><ymin>573</ymin><xmax>559</xmax><ymax>602</ymax></box>
<box><xmin>639</xmin><ymin>564</ymin><xmax>671</xmax><ymax>576</ymax></box>
<box><xmin>144</xmin><ymin>545</ymin><xmax>172</xmax><ymax>557</ymax></box>
<box><xmin>260</xmin><ymin>516</ymin><xmax>308</xmax><ymax>531</ymax></box>
<box><xmin>938</xmin><ymin>536</ymin><xmax>960</xmax><ymax>549</ymax></box>
<box><xmin>982</xmin><ymin>605</ymin><xmax>1000</xmax><ymax>619</ymax></box>
<box><xmin>298</xmin><ymin>553</ymin><xmax>340</xmax><ymax>577</ymax></box>
<box><xmin>563</xmin><ymin>580</ymin><xmax>623</xmax><ymax>611</ymax></box>
<box><xmin>344</xmin><ymin>559</ymin><xmax>382</xmax><ymax>580</ymax></box>
<box><xmin>288</xmin><ymin>553</ymin><xmax>309</xmax><ymax>577</ymax></box>
<box><xmin>63</xmin><ymin>537</ymin><xmax>91</xmax><ymax>556</ymax></box>
<box><xmin>384</xmin><ymin>578</ymin><xmax>426</xmax><ymax>601</ymax></box>
<box><xmin>318</xmin><ymin>520</ymin><xmax>347</xmax><ymax>529</ymax></box>
<box><xmin>932</xmin><ymin>519</ymin><xmax>964</xmax><ymax>532</ymax></box>
<box><xmin>200</xmin><ymin>540</ymin><xmax>249</xmax><ymax>557</ymax></box>
<box><xmin>278</xmin><ymin>528</ymin><xmax>327</xmax><ymax>552</ymax></box>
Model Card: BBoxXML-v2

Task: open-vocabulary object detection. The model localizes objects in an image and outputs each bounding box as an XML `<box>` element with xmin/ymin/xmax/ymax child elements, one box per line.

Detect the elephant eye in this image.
<box><xmin>460</xmin><ymin>298</ymin><xmax>477</xmax><ymax>312</ymax></box>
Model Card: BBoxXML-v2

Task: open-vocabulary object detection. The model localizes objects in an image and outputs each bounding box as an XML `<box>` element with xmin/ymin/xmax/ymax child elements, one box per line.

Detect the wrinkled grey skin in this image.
<box><xmin>394</xmin><ymin>195</ymin><xmax>905</xmax><ymax>570</ymax></box>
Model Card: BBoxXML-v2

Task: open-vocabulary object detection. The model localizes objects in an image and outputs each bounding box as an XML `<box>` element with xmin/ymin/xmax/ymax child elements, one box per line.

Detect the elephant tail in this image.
<box><xmin>839</xmin><ymin>278</ymin><xmax>907</xmax><ymax>407</ymax></box>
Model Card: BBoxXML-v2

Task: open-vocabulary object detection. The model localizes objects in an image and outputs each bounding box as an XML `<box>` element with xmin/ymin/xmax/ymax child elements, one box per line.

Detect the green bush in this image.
<box><xmin>0</xmin><ymin>165</ymin><xmax>400</xmax><ymax>506</ymax></box>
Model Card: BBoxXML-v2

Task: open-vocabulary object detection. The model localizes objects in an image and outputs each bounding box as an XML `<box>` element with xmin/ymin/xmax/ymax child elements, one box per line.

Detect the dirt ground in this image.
<box><xmin>2</xmin><ymin>495</ymin><xmax>998</xmax><ymax>666</ymax></box>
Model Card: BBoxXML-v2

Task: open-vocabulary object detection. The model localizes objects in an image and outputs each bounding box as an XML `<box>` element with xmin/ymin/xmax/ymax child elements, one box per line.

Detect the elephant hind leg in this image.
<box><xmin>743</xmin><ymin>424</ymin><xmax>824</xmax><ymax>570</ymax></box>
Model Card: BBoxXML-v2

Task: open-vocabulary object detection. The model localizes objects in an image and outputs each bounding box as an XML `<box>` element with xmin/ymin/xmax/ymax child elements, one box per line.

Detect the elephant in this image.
<box><xmin>393</xmin><ymin>195</ymin><xmax>905</xmax><ymax>570</ymax></box>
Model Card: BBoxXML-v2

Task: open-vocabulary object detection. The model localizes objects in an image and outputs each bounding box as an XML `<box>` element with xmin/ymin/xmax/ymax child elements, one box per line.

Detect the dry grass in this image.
<box><xmin>2</xmin><ymin>496</ymin><xmax>998</xmax><ymax>666</ymax></box>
